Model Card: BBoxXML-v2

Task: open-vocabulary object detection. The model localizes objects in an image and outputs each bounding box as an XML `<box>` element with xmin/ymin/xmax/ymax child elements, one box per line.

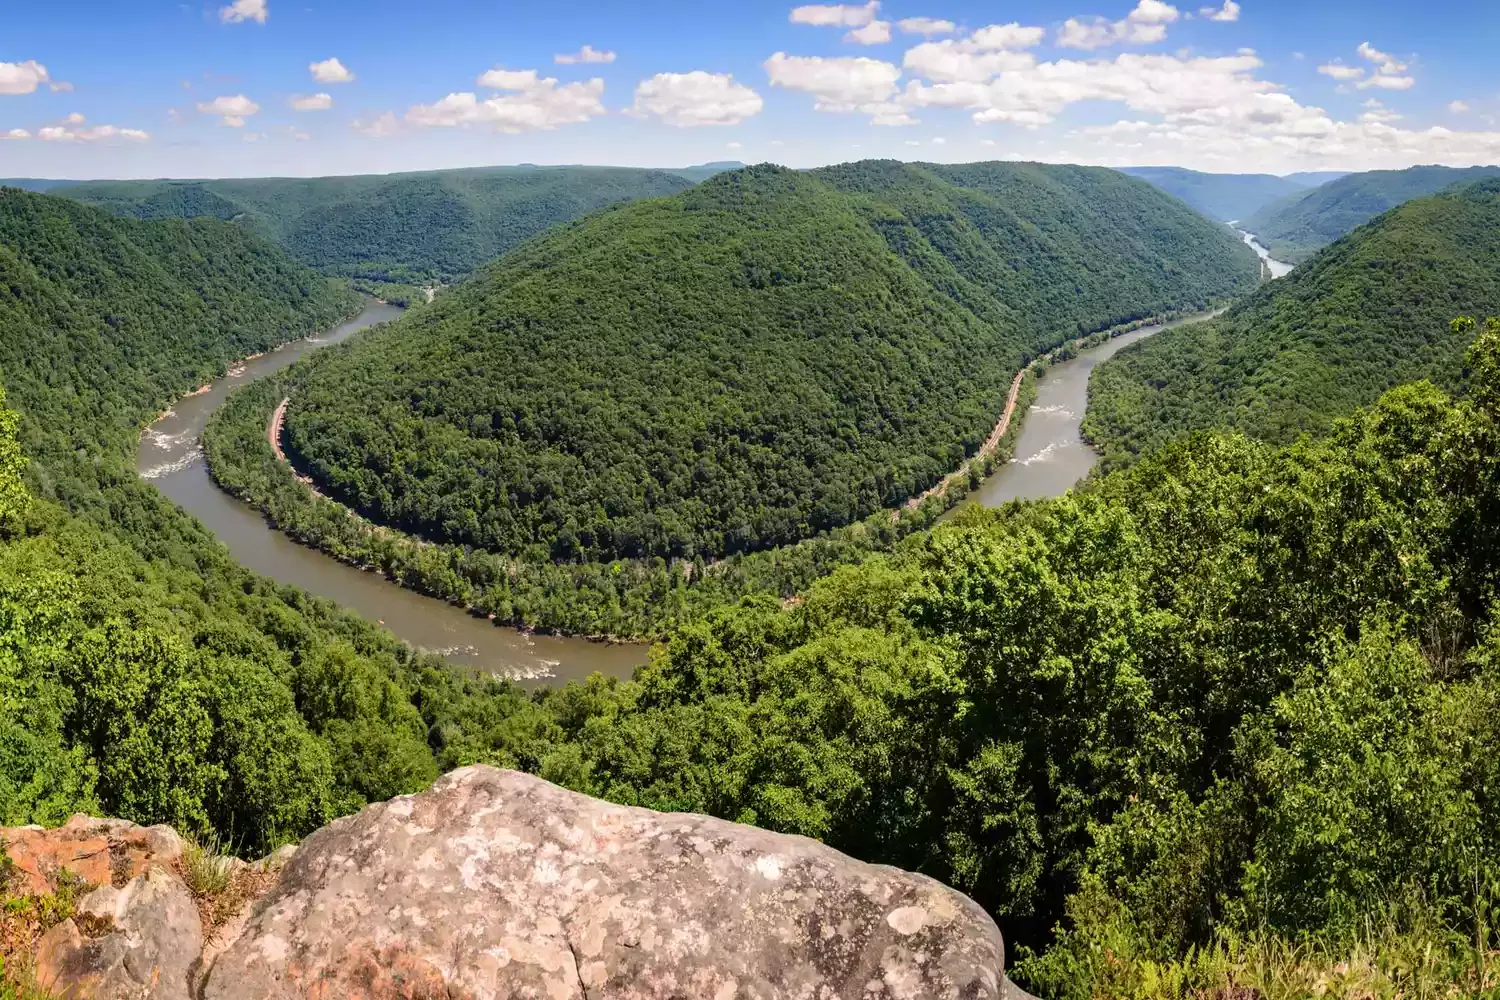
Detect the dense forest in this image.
<box><xmin>1245</xmin><ymin>163</ymin><xmax>1500</xmax><ymax>262</ymax></box>
<box><xmin>1084</xmin><ymin>179</ymin><xmax>1500</xmax><ymax>470</ymax></box>
<box><xmin>5</xmin><ymin>175</ymin><xmax>1500</xmax><ymax>996</ymax></box>
<box><xmin>1116</xmin><ymin>165</ymin><xmax>1313</xmax><ymax>222</ymax></box>
<box><xmin>0</xmin><ymin>189</ymin><xmax>457</xmax><ymax>850</ymax></box>
<box><xmin>61</xmin><ymin>165</ymin><xmax>692</xmax><ymax>282</ymax></box>
<box><xmin>277</xmin><ymin>161</ymin><xmax>1258</xmax><ymax>569</ymax></box>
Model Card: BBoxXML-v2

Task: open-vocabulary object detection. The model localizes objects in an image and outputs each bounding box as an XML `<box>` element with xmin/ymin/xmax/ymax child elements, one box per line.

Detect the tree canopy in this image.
<box><xmin>280</xmin><ymin>161</ymin><xmax>1259</xmax><ymax>565</ymax></box>
<box><xmin>1116</xmin><ymin>165</ymin><xmax>1312</xmax><ymax>222</ymax></box>
<box><xmin>61</xmin><ymin>165</ymin><xmax>693</xmax><ymax>283</ymax></box>
<box><xmin>1244</xmin><ymin>163</ymin><xmax>1500</xmax><ymax>262</ymax></box>
<box><xmin>1084</xmin><ymin>179</ymin><xmax>1500</xmax><ymax>470</ymax></box>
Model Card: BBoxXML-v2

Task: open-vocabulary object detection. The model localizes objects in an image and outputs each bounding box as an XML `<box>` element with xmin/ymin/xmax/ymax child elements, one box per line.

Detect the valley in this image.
<box><xmin>5</xmin><ymin>131</ymin><xmax>1500</xmax><ymax>999</ymax></box>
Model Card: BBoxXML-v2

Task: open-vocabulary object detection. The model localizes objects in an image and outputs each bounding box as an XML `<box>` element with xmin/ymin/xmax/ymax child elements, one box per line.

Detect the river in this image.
<box><xmin>963</xmin><ymin>234</ymin><xmax>1293</xmax><ymax>508</ymax></box>
<box><xmin>1236</xmin><ymin>228</ymin><xmax>1295</xmax><ymax>279</ymax></box>
<box><xmin>136</xmin><ymin>303</ymin><xmax>647</xmax><ymax>686</ymax></box>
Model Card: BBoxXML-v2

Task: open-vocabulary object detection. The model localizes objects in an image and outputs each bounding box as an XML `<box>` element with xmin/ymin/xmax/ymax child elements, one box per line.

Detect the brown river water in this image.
<box><xmin>135</xmin><ymin>303</ymin><xmax>646</xmax><ymax>686</ymax></box>
<box><xmin>139</xmin><ymin>240</ymin><xmax>1291</xmax><ymax>685</ymax></box>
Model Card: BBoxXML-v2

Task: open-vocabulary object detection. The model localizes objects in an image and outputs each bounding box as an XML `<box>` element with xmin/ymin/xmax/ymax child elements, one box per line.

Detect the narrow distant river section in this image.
<box><xmin>1236</xmin><ymin>228</ymin><xmax>1295</xmax><ymax>279</ymax></box>
<box><xmin>136</xmin><ymin>303</ymin><xmax>646</xmax><ymax>686</ymax></box>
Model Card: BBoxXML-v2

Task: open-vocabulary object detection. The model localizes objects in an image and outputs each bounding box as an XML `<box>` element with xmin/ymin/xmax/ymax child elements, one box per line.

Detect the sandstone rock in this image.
<box><xmin>36</xmin><ymin>866</ymin><xmax>202</xmax><ymax>1000</ymax></box>
<box><xmin>204</xmin><ymin>765</ymin><xmax>1016</xmax><ymax>1000</ymax></box>
<box><xmin>0</xmin><ymin>815</ymin><xmax>184</xmax><ymax>897</ymax></box>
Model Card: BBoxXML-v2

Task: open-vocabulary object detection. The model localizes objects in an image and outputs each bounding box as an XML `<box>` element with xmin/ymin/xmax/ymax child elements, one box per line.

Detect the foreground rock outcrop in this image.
<box><xmin>4</xmin><ymin>767</ymin><xmax>1034</xmax><ymax>999</ymax></box>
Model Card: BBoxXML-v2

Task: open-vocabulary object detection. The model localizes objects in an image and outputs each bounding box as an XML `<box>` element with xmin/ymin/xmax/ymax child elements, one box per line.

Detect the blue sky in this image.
<box><xmin>3</xmin><ymin>0</ymin><xmax>1498</xmax><ymax>179</ymax></box>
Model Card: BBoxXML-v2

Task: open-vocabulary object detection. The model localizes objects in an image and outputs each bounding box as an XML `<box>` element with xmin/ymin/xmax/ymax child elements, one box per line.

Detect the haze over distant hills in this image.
<box><xmin>55</xmin><ymin>165</ymin><xmax>694</xmax><ymax>284</ymax></box>
<box><xmin>1117</xmin><ymin>166</ymin><xmax>1314</xmax><ymax>223</ymax></box>
<box><xmin>1245</xmin><ymin>164</ymin><xmax>1500</xmax><ymax>262</ymax></box>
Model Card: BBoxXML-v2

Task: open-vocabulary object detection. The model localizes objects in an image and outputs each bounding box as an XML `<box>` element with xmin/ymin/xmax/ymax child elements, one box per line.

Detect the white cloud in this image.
<box><xmin>1317</xmin><ymin>62</ymin><xmax>1363</xmax><ymax>82</ymax></box>
<box><xmin>630</xmin><ymin>71</ymin><xmax>764</xmax><ymax>126</ymax></box>
<box><xmin>309</xmin><ymin>57</ymin><xmax>355</xmax><ymax>84</ymax></box>
<box><xmin>727</xmin><ymin>141</ymin><xmax>743</xmax><ymax>149</ymax></box>
<box><xmin>1354</xmin><ymin>40</ymin><xmax>1414</xmax><ymax>90</ymax></box>
<box><xmin>36</xmin><ymin>119</ymin><xmax>149</xmax><ymax>142</ymax></box>
<box><xmin>352</xmin><ymin>112</ymin><xmax>398</xmax><ymax>137</ymax></box>
<box><xmin>931</xmin><ymin>136</ymin><xmax>946</xmax><ymax>144</ymax></box>
<box><xmin>289</xmin><ymin>93</ymin><xmax>333</xmax><ymax>111</ymax></box>
<box><xmin>970</xmin><ymin>23</ymin><xmax>1047</xmax><ymax>49</ymax></box>
<box><xmin>243</xmin><ymin>131</ymin><xmax>265</xmax><ymax>142</ymax></box>
<box><xmin>555</xmin><ymin>45</ymin><xmax>616</xmax><ymax>65</ymax></box>
<box><xmin>1</xmin><ymin>129</ymin><xmax>31</xmax><ymax>140</ymax></box>
<box><xmin>846</xmin><ymin>21</ymin><xmax>892</xmax><ymax>44</ymax></box>
<box><xmin>904</xmin><ymin>139</ymin><xmax>920</xmax><ymax>146</ymax></box>
<box><xmin>1450</xmin><ymin>100</ymin><xmax>1471</xmax><ymax>114</ymax></box>
<box><xmin>898</xmin><ymin>17</ymin><xmax>956</xmax><ymax>35</ymax></box>
<box><xmin>287</xmin><ymin>126</ymin><xmax>311</xmax><ymax>141</ymax></box>
<box><xmin>219</xmin><ymin>0</ymin><xmax>267</xmax><ymax>23</ymax></box>
<box><xmin>790</xmin><ymin>0</ymin><xmax>879</xmax><ymax>27</ymax></box>
<box><xmin>196</xmin><ymin>94</ymin><xmax>260</xmax><ymax>126</ymax></box>
<box><xmin>1057</xmin><ymin>0</ymin><xmax>1180</xmax><ymax>50</ymax></box>
<box><xmin>1360</xmin><ymin>106</ymin><xmax>1402</xmax><ymax>124</ymax></box>
<box><xmin>903</xmin><ymin>43</ymin><xmax>1037</xmax><ymax>84</ymax></box>
<box><xmin>49</xmin><ymin>81</ymin><xmax>73</xmax><ymax>93</ymax></box>
<box><xmin>0</xmin><ymin>60</ymin><xmax>50</xmax><ymax>96</ymax></box>
<box><xmin>1199</xmin><ymin>0</ymin><xmax>1239</xmax><ymax>21</ymax></box>
<box><xmin>408</xmin><ymin>71</ymin><xmax>606</xmax><ymax>131</ymax></box>
<box><xmin>763</xmin><ymin>51</ymin><xmax>903</xmax><ymax>119</ymax></box>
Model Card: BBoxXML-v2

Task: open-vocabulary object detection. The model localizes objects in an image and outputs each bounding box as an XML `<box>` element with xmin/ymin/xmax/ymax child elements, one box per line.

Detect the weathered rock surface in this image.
<box><xmin>1</xmin><ymin>814</ymin><xmax>182</xmax><ymax>897</ymax></box>
<box><xmin>36</xmin><ymin>867</ymin><xmax>202</xmax><ymax>1000</ymax></box>
<box><xmin>203</xmin><ymin>765</ymin><xmax>1014</xmax><ymax>1000</ymax></box>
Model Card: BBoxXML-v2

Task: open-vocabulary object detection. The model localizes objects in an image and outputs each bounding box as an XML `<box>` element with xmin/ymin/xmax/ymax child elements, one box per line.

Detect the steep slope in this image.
<box><xmin>1245</xmin><ymin>163</ymin><xmax>1500</xmax><ymax>262</ymax></box>
<box><xmin>0</xmin><ymin>189</ymin><xmax>466</xmax><ymax>849</ymax></box>
<box><xmin>1117</xmin><ymin>166</ymin><xmax>1310</xmax><ymax>222</ymax></box>
<box><xmin>1085</xmin><ymin>179</ymin><xmax>1500</xmax><ymax>468</ymax></box>
<box><xmin>280</xmin><ymin>161</ymin><xmax>1258</xmax><ymax>565</ymax></box>
<box><xmin>62</xmin><ymin>165</ymin><xmax>693</xmax><ymax>282</ymax></box>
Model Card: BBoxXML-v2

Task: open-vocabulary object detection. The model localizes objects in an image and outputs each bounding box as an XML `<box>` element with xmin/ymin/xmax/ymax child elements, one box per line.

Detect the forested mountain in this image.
<box><xmin>6</xmin><ymin>180</ymin><xmax>1500</xmax><ymax>998</ymax></box>
<box><xmin>664</xmin><ymin>160</ymin><xmax>747</xmax><ymax>182</ymax></box>
<box><xmin>0</xmin><ymin>188</ymin><xmax>463</xmax><ymax>849</ymax></box>
<box><xmin>279</xmin><ymin>161</ymin><xmax>1258</xmax><ymax>566</ymax></box>
<box><xmin>1085</xmin><ymin>179</ymin><xmax>1500</xmax><ymax>468</ymax></box>
<box><xmin>61</xmin><ymin>165</ymin><xmax>692</xmax><ymax>282</ymax></box>
<box><xmin>1117</xmin><ymin>165</ymin><xmax>1310</xmax><ymax>221</ymax></box>
<box><xmin>1244</xmin><ymin>163</ymin><xmax>1500</xmax><ymax>262</ymax></box>
<box><xmin>1283</xmin><ymin>169</ymin><xmax>1349</xmax><ymax>187</ymax></box>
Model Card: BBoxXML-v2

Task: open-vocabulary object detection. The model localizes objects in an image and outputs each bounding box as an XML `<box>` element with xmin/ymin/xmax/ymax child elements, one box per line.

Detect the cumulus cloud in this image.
<box><xmin>33</xmin><ymin>114</ymin><xmax>149</xmax><ymax>142</ymax></box>
<box><xmin>970</xmin><ymin>23</ymin><xmax>1047</xmax><ymax>48</ymax></box>
<box><xmin>790</xmin><ymin>0</ymin><xmax>879</xmax><ymax>27</ymax></box>
<box><xmin>1354</xmin><ymin>41</ymin><xmax>1415</xmax><ymax>90</ymax></box>
<box><xmin>219</xmin><ymin>0</ymin><xmax>267</xmax><ymax>24</ymax></box>
<box><xmin>309</xmin><ymin>57</ymin><xmax>355</xmax><ymax>83</ymax></box>
<box><xmin>898</xmin><ymin>17</ymin><xmax>956</xmax><ymax>35</ymax></box>
<box><xmin>408</xmin><ymin>70</ymin><xmax>606</xmax><ymax>131</ymax></box>
<box><xmin>1449</xmin><ymin>100</ymin><xmax>1470</xmax><ymax>114</ymax></box>
<box><xmin>764</xmin><ymin>51</ymin><xmax>902</xmax><ymax>117</ymax></box>
<box><xmin>50</xmin><ymin>81</ymin><xmax>73</xmax><ymax>93</ymax></box>
<box><xmin>1199</xmin><ymin>0</ymin><xmax>1240</xmax><ymax>20</ymax></box>
<box><xmin>903</xmin><ymin>42</ymin><xmax>1037</xmax><ymax>84</ymax></box>
<box><xmin>846</xmin><ymin>21</ymin><xmax>892</xmax><ymax>44</ymax></box>
<box><xmin>555</xmin><ymin>45</ymin><xmax>616</xmax><ymax>64</ymax></box>
<box><xmin>289</xmin><ymin>93</ymin><xmax>333</xmax><ymax>111</ymax></box>
<box><xmin>2</xmin><ymin>129</ymin><xmax>31</xmax><ymax>140</ymax></box>
<box><xmin>1317</xmin><ymin>62</ymin><xmax>1364</xmax><ymax>82</ymax></box>
<box><xmin>197</xmin><ymin>94</ymin><xmax>259</xmax><ymax>127</ymax></box>
<box><xmin>0</xmin><ymin>60</ymin><xmax>50</xmax><ymax>96</ymax></box>
<box><xmin>1057</xmin><ymin>0</ymin><xmax>1180</xmax><ymax>50</ymax></box>
<box><xmin>352</xmin><ymin>112</ymin><xmax>398</xmax><ymax>137</ymax></box>
<box><xmin>630</xmin><ymin>71</ymin><xmax>763</xmax><ymax>126</ymax></box>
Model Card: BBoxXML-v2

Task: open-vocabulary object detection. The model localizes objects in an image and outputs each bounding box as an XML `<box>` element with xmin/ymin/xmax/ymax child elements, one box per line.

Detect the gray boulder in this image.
<box><xmin>36</xmin><ymin>866</ymin><xmax>202</xmax><ymax>1000</ymax></box>
<box><xmin>204</xmin><ymin>765</ymin><xmax>1015</xmax><ymax>999</ymax></box>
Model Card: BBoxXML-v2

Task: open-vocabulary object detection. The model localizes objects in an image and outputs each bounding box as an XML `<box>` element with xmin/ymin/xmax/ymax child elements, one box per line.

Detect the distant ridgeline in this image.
<box><xmin>59</xmin><ymin>165</ymin><xmax>696</xmax><ymax>283</ymax></box>
<box><xmin>1115</xmin><ymin>166</ymin><xmax>1336</xmax><ymax>223</ymax></box>
<box><xmin>1243</xmin><ymin>163</ymin><xmax>1500</xmax><ymax>263</ymax></box>
<box><xmin>1085</xmin><ymin>178</ymin><xmax>1500</xmax><ymax>470</ymax></box>
<box><xmin>273</xmin><ymin>161</ymin><xmax>1259</xmax><ymax>569</ymax></box>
